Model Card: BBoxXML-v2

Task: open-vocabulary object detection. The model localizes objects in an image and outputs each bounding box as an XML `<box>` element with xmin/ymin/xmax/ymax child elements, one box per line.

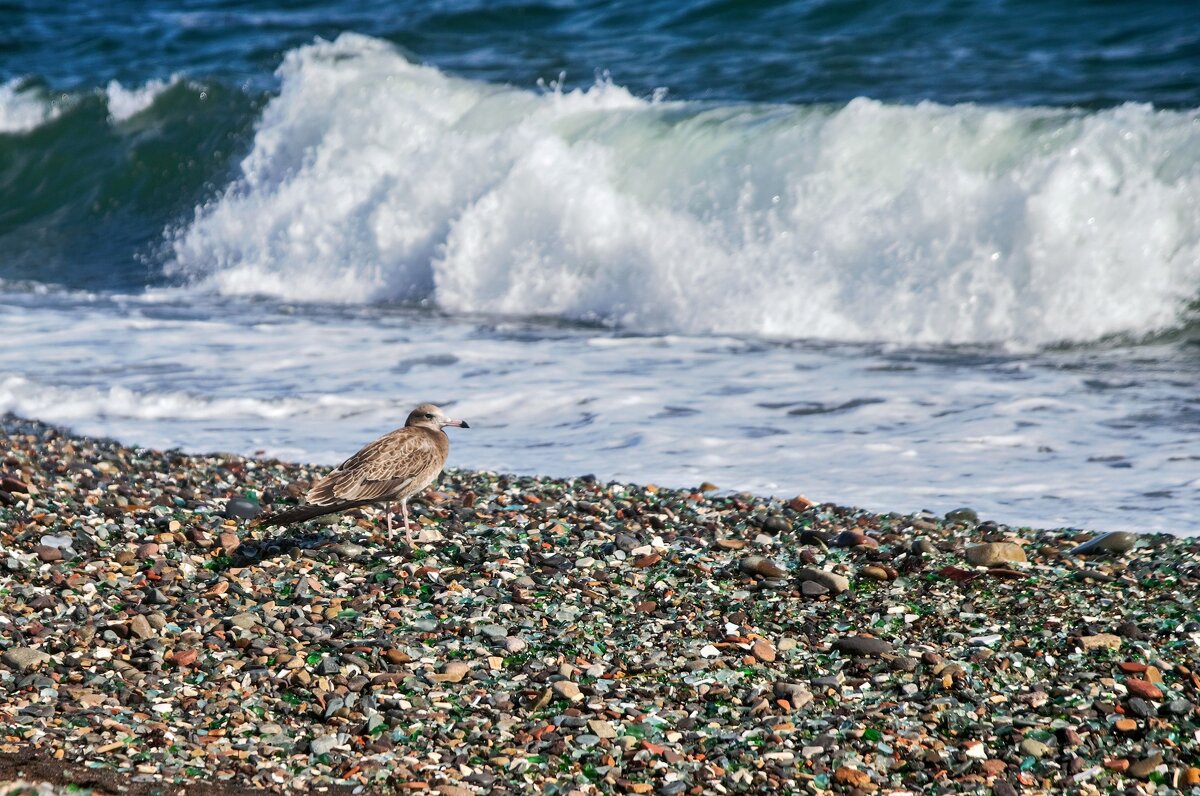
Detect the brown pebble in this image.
<box><xmin>833</xmin><ymin>766</ymin><xmax>871</xmax><ymax>788</ymax></box>
<box><xmin>787</xmin><ymin>495</ymin><xmax>814</xmax><ymax>510</ymax></box>
<box><xmin>633</xmin><ymin>553</ymin><xmax>661</xmax><ymax>568</ymax></box>
<box><xmin>964</xmin><ymin>542</ymin><xmax>1026</xmax><ymax>567</ymax></box>
<box><xmin>1126</xmin><ymin>678</ymin><xmax>1163</xmax><ymax>700</ymax></box>
<box><xmin>1078</xmin><ymin>633</ymin><xmax>1122</xmax><ymax>651</ymax></box>
<box><xmin>218</xmin><ymin>533</ymin><xmax>240</xmax><ymax>555</ymax></box>
<box><xmin>1114</xmin><ymin>718</ymin><xmax>1138</xmax><ymax>733</ymax></box>
<box><xmin>35</xmin><ymin>546</ymin><xmax>62</xmax><ymax>563</ymax></box>
<box><xmin>751</xmin><ymin>640</ymin><xmax>776</xmax><ymax>663</ymax></box>
<box><xmin>385</xmin><ymin>648</ymin><xmax>412</xmax><ymax>665</ymax></box>
<box><xmin>740</xmin><ymin>556</ymin><xmax>788</xmax><ymax>578</ymax></box>
<box><xmin>128</xmin><ymin>615</ymin><xmax>154</xmax><ymax>640</ymax></box>
<box><xmin>859</xmin><ymin>565</ymin><xmax>891</xmax><ymax>581</ymax></box>
<box><xmin>833</xmin><ymin>529</ymin><xmax>878</xmax><ymax>549</ymax></box>
<box><xmin>428</xmin><ymin>660</ymin><xmax>470</xmax><ymax>684</ymax></box>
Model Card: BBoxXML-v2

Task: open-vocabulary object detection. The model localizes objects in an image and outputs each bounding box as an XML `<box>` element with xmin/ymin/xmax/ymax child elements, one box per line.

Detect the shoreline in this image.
<box><xmin>1</xmin><ymin>413</ymin><xmax>1198</xmax><ymax>794</ymax></box>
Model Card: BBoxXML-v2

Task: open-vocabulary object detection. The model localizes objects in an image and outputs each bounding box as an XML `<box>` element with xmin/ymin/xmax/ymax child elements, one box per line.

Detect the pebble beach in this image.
<box><xmin>1</xmin><ymin>413</ymin><xmax>1199</xmax><ymax>795</ymax></box>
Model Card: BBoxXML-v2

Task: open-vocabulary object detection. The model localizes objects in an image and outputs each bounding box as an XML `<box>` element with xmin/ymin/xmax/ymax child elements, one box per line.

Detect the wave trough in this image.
<box><xmin>164</xmin><ymin>33</ymin><xmax>1200</xmax><ymax>346</ymax></box>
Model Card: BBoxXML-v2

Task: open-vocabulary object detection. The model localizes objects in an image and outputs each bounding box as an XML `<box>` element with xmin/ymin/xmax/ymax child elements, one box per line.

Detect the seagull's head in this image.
<box><xmin>406</xmin><ymin>403</ymin><xmax>470</xmax><ymax>432</ymax></box>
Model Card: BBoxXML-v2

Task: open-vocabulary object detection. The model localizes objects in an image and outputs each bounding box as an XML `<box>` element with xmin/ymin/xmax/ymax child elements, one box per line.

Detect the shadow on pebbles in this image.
<box><xmin>1</xmin><ymin>414</ymin><xmax>1199</xmax><ymax>794</ymax></box>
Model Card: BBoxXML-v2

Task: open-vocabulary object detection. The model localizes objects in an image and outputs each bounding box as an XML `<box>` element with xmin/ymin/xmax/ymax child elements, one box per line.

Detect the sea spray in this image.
<box><xmin>168</xmin><ymin>33</ymin><xmax>1200</xmax><ymax>346</ymax></box>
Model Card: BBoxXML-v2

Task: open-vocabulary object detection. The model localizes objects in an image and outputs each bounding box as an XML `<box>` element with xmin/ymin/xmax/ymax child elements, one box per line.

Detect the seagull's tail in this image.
<box><xmin>256</xmin><ymin>499</ymin><xmax>376</xmax><ymax>528</ymax></box>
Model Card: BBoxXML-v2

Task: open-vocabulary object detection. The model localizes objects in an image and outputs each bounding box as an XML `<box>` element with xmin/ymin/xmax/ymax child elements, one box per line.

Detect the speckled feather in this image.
<box><xmin>306</xmin><ymin>426</ymin><xmax>449</xmax><ymax>506</ymax></box>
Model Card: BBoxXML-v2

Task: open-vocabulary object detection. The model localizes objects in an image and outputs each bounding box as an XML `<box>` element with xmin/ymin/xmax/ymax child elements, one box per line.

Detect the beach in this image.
<box><xmin>2</xmin><ymin>413</ymin><xmax>1197</xmax><ymax>794</ymax></box>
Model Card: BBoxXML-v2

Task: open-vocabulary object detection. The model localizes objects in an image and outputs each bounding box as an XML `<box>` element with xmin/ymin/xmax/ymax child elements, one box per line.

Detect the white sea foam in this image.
<box><xmin>0</xmin><ymin>79</ymin><xmax>59</xmax><ymax>133</ymax></box>
<box><xmin>168</xmin><ymin>34</ymin><xmax>1200</xmax><ymax>347</ymax></box>
<box><xmin>0</xmin><ymin>376</ymin><xmax>377</xmax><ymax>424</ymax></box>
<box><xmin>105</xmin><ymin>76</ymin><xmax>179</xmax><ymax>122</ymax></box>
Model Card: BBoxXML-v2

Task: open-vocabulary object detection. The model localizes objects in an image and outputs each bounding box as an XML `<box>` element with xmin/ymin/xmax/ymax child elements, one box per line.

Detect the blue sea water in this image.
<box><xmin>2</xmin><ymin>0</ymin><xmax>1200</xmax><ymax>532</ymax></box>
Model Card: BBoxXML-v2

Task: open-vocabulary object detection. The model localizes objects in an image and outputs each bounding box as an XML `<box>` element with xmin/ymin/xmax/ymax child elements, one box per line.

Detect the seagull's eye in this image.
<box><xmin>424</xmin><ymin>413</ymin><xmax>435</xmax><ymax>419</ymax></box>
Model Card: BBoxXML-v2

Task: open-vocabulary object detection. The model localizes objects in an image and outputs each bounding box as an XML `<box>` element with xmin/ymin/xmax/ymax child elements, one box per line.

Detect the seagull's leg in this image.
<box><xmin>402</xmin><ymin>498</ymin><xmax>414</xmax><ymax>548</ymax></box>
<box><xmin>386</xmin><ymin>503</ymin><xmax>393</xmax><ymax>539</ymax></box>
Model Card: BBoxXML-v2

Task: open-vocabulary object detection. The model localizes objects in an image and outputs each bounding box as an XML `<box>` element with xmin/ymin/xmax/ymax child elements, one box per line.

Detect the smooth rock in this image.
<box><xmin>965</xmin><ymin>542</ymin><xmax>1026</xmax><ymax>567</ymax></box>
<box><xmin>128</xmin><ymin>614</ymin><xmax>155</xmax><ymax>640</ymax></box>
<box><xmin>310</xmin><ymin>735</ymin><xmax>340</xmax><ymax>756</ymax></box>
<box><xmin>751</xmin><ymin>639</ymin><xmax>776</xmax><ymax>663</ymax></box>
<box><xmin>740</xmin><ymin>556</ymin><xmax>788</xmax><ymax>578</ymax></box>
<box><xmin>801</xmin><ymin>580</ymin><xmax>829</xmax><ymax>597</ymax></box>
<box><xmin>794</xmin><ymin>567</ymin><xmax>849</xmax><ymax>593</ymax></box>
<box><xmin>552</xmin><ymin>681</ymin><xmax>583</xmax><ymax>702</ymax></box>
<box><xmin>912</xmin><ymin>538</ymin><xmax>938</xmax><ymax>555</ymax></box>
<box><xmin>1165</xmin><ymin>699</ymin><xmax>1193</xmax><ymax>715</ymax></box>
<box><xmin>945</xmin><ymin>507</ymin><xmax>979</xmax><ymax>524</ymax></box>
<box><xmin>833</xmin><ymin>529</ymin><xmax>878</xmax><ymax>549</ymax></box>
<box><xmin>35</xmin><ymin>546</ymin><xmax>62</xmax><ymax>563</ymax></box>
<box><xmin>833</xmin><ymin>635</ymin><xmax>893</xmax><ymax>658</ymax></box>
<box><xmin>1128</xmin><ymin>752</ymin><xmax>1163</xmax><ymax>779</ymax></box>
<box><xmin>2</xmin><ymin>647</ymin><xmax>51</xmax><ymax>672</ymax></box>
<box><xmin>223</xmin><ymin>497</ymin><xmax>262</xmax><ymax>520</ymax></box>
<box><xmin>1126</xmin><ymin>697</ymin><xmax>1157</xmax><ymax>719</ymax></box>
<box><xmin>1019</xmin><ymin>738</ymin><xmax>1051</xmax><ymax>758</ymax></box>
<box><xmin>330</xmin><ymin>542</ymin><xmax>366</xmax><ymax>559</ymax></box>
<box><xmin>480</xmin><ymin>624</ymin><xmax>508</xmax><ymax>639</ymax></box>
<box><xmin>1069</xmin><ymin>532</ymin><xmax>1137</xmax><ymax>556</ymax></box>
<box><xmin>774</xmin><ymin>682</ymin><xmax>812</xmax><ymax>709</ymax></box>
<box><xmin>428</xmin><ymin>661</ymin><xmax>471</xmax><ymax>684</ymax></box>
<box><xmin>1126</xmin><ymin>678</ymin><xmax>1163</xmax><ymax>700</ymax></box>
<box><xmin>384</xmin><ymin>648</ymin><xmax>412</xmax><ymax>664</ymax></box>
<box><xmin>588</xmin><ymin>719</ymin><xmax>617</xmax><ymax>739</ymax></box>
<box><xmin>762</xmin><ymin>516</ymin><xmax>790</xmax><ymax>534</ymax></box>
<box><xmin>859</xmin><ymin>565</ymin><xmax>892</xmax><ymax>581</ymax></box>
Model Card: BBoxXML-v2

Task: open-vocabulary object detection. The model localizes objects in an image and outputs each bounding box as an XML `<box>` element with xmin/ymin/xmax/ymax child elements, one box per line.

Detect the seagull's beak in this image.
<box><xmin>443</xmin><ymin>418</ymin><xmax>470</xmax><ymax>429</ymax></box>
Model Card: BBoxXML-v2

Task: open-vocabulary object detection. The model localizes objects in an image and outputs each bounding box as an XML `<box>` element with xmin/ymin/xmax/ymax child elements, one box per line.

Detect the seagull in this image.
<box><xmin>258</xmin><ymin>403</ymin><xmax>469</xmax><ymax>545</ymax></box>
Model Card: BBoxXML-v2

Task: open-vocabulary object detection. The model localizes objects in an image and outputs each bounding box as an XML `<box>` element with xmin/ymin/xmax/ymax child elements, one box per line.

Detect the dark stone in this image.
<box><xmin>223</xmin><ymin>497</ymin><xmax>262</xmax><ymax>520</ymax></box>
<box><xmin>798</xmin><ymin>530</ymin><xmax>830</xmax><ymax>549</ymax></box>
<box><xmin>0</xmin><ymin>476</ymin><xmax>29</xmax><ymax>494</ymax></box>
<box><xmin>833</xmin><ymin>636</ymin><xmax>893</xmax><ymax>658</ymax></box>
<box><xmin>1164</xmin><ymin>699</ymin><xmax>1193</xmax><ymax>716</ymax></box>
<box><xmin>993</xmin><ymin>780</ymin><xmax>1018</xmax><ymax>796</ymax></box>
<box><xmin>945</xmin><ymin>507</ymin><xmax>978</xmax><ymax>524</ymax></box>
<box><xmin>1126</xmin><ymin>697</ymin><xmax>1157</xmax><ymax>719</ymax></box>
<box><xmin>1115</xmin><ymin>621</ymin><xmax>1147</xmax><ymax>640</ymax></box>
<box><xmin>1069</xmin><ymin>532</ymin><xmax>1137</xmax><ymax>556</ymax></box>
<box><xmin>912</xmin><ymin>539</ymin><xmax>937</xmax><ymax>555</ymax></box>
<box><xmin>1127</xmin><ymin>752</ymin><xmax>1163</xmax><ymax>779</ymax></box>
<box><xmin>762</xmin><ymin>516</ymin><xmax>790</xmax><ymax>534</ymax></box>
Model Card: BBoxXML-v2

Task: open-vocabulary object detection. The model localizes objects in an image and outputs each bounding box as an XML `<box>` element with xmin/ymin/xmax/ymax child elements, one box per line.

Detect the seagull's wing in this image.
<box><xmin>306</xmin><ymin>427</ymin><xmax>444</xmax><ymax>505</ymax></box>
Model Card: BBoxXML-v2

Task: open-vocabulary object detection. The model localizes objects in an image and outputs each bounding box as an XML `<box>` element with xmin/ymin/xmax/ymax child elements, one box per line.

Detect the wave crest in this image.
<box><xmin>169</xmin><ymin>33</ymin><xmax>1200</xmax><ymax>345</ymax></box>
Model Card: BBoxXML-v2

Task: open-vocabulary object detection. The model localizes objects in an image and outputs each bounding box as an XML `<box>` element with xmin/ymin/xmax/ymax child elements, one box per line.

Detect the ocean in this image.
<box><xmin>2</xmin><ymin>0</ymin><xmax>1199</xmax><ymax>533</ymax></box>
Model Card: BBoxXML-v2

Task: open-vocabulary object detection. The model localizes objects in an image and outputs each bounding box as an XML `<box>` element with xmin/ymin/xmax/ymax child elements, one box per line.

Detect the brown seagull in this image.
<box><xmin>258</xmin><ymin>403</ymin><xmax>469</xmax><ymax>545</ymax></box>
